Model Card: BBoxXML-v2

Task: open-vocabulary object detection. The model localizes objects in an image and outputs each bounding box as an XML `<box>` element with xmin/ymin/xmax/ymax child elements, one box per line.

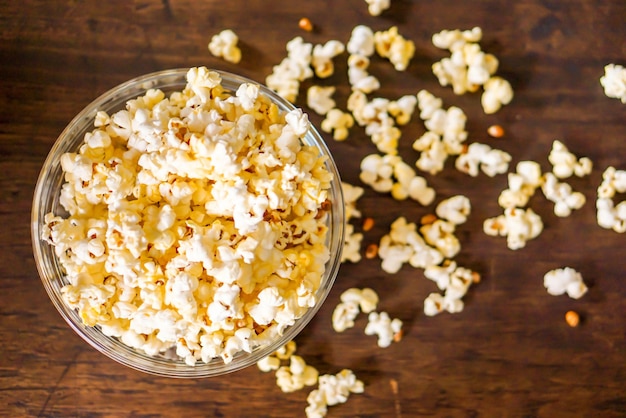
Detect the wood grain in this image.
<box><xmin>1</xmin><ymin>0</ymin><xmax>625</xmax><ymax>416</ymax></box>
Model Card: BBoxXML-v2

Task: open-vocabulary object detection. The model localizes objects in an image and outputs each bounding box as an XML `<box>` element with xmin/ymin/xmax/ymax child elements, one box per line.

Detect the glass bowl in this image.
<box><xmin>31</xmin><ymin>68</ymin><xmax>345</xmax><ymax>378</ymax></box>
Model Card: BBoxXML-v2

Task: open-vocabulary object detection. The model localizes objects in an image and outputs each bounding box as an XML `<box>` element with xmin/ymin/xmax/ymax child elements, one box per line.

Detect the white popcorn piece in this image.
<box><xmin>341</xmin><ymin>223</ymin><xmax>363</xmax><ymax>263</ymax></box>
<box><xmin>388</xmin><ymin>95</ymin><xmax>417</xmax><ymax>125</ymax></box>
<box><xmin>548</xmin><ymin>140</ymin><xmax>593</xmax><ymax>179</ymax></box>
<box><xmin>541</xmin><ymin>172</ymin><xmax>586</xmax><ymax>217</ymax></box>
<box><xmin>378</xmin><ymin>217</ymin><xmax>443</xmax><ymax>273</ymax></box>
<box><xmin>305</xmin><ymin>369</ymin><xmax>364</xmax><ymax>418</ymax></box>
<box><xmin>455</xmin><ymin>142</ymin><xmax>511</xmax><ymax>177</ymax></box>
<box><xmin>483</xmin><ymin>207</ymin><xmax>544</xmax><ymax>250</ymax></box>
<box><xmin>481</xmin><ymin>76</ymin><xmax>514</xmax><ymax>114</ymax></box>
<box><xmin>420</xmin><ymin>219</ymin><xmax>461</xmax><ymax>259</ymax></box>
<box><xmin>307</xmin><ymin>86</ymin><xmax>337</xmax><ymax>116</ymax></box>
<box><xmin>498</xmin><ymin>161</ymin><xmax>543</xmax><ymax>209</ymax></box>
<box><xmin>266</xmin><ymin>37</ymin><xmax>314</xmax><ymax>102</ymax></box>
<box><xmin>423</xmin><ymin>291</ymin><xmax>464</xmax><ymax>317</ymax></box>
<box><xmin>435</xmin><ymin>195</ymin><xmax>471</xmax><ymax>225</ymax></box>
<box><xmin>374</xmin><ymin>26</ymin><xmax>415</xmax><ymax>71</ymax></box>
<box><xmin>44</xmin><ymin>67</ymin><xmax>335</xmax><ymax>365</ymax></box>
<box><xmin>360</xmin><ymin>153</ymin><xmax>396</xmax><ymax>193</ymax></box>
<box><xmin>600</xmin><ymin>63</ymin><xmax>626</xmax><ymax>103</ymax></box>
<box><xmin>331</xmin><ymin>300</ymin><xmax>360</xmax><ymax>332</ymax></box>
<box><xmin>364</xmin><ymin>311</ymin><xmax>402</xmax><ymax>348</ymax></box>
<box><xmin>340</xmin><ymin>287</ymin><xmax>379</xmax><ymax>314</ymax></box>
<box><xmin>257</xmin><ymin>355</ymin><xmax>282</xmax><ymax>373</ymax></box>
<box><xmin>208</xmin><ymin>29</ymin><xmax>242</xmax><ymax>64</ymax></box>
<box><xmin>312</xmin><ymin>40</ymin><xmax>345</xmax><ymax>79</ymax></box>
<box><xmin>432</xmin><ymin>27</ymin><xmax>482</xmax><ymax>51</ymax></box>
<box><xmin>276</xmin><ymin>355</ymin><xmax>319</xmax><ymax>393</ymax></box>
<box><xmin>347</xmin><ymin>25</ymin><xmax>375</xmax><ymax>57</ymax></box>
<box><xmin>543</xmin><ymin>267</ymin><xmax>588</xmax><ymax>299</ymax></box>
<box><xmin>341</xmin><ymin>182</ymin><xmax>364</xmax><ymax>222</ymax></box>
<box><xmin>321</xmin><ymin>108</ymin><xmax>355</xmax><ymax>141</ymax></box>
<box><xmin>596</xmin><ymin>166</ymin><xmax>626</xmax><ymax>233</ymax></box>
<box><xmin>365</xmin><ymin>0</ymin><xmax>390</xmax><ymax>16</ymax></box>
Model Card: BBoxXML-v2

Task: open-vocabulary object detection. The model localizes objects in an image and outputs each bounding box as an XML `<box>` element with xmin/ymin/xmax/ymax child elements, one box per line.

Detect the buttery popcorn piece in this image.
<box><xmin>44</xmin><ymin>67</ymin><xmax>336</xmax><ymax>365</ymax></box>
<box><xmin>321</xmin><ymin>108</ymin><xmax>355</xmax><ymax>141</ymax></box>
<box><xmin>266</xmin><ymin>37</ymin><xmax>314</xmax><ymax>102</ymax></box>
<box><xmin>435</xmin><ymin>195</ymin><xmax>471</xmax><ymax>225</ymax></box>
<box><xmin>307</xmin><ymin>86</ymin><xmax>337</xmax><ymax>116</ymax></box>
<box><xmin>374</xmin><ymin>26</ymin><xmax>415</xmax><ymax>71</ymax></box>
<box><xmin>312</xmin><ymin>40</ymin><xmax>345</xmax><ymax>79</ymax></box>
<box><xmin>483</xmin><ymin>207</ymin><xmax>544</xmax><ymax>250</ymax></box>
<box><xmin>276</xmin><ymin>355</ymin><xmax>320</xmax><ymax>392</ymax></box>
<box><xmin>455</xmin><ymin>142</ymin><xmax>511</xmax><ymax>177</ymax></box>
<box><xmin>305</xmin><ymin>369</ymin><xmax>364</xmax><ymax>418</ymax></box>
<box><xmin>208</xmin><ymin>29</ymin><xmax>242</xmax><ymax>64</ymax></box>
<box><xmin>364</xmin><ymin>311</ymin><xmax>402</xmax><ymax>348</ymax></box>
<box><xmin>600</xmin><ymin>63</ymin><xmax>626</xmax><ymax>103</ymax></box>
<box><xmin>498</xmin><ymin>161</ymin><xmax>543</xmax><ymax>209</ymax></box>
<box><xmin>365</xmin><ymin>0</ymin><xmax>390</xmax><ymax>16</ymax></box>
<box><xmin>548</xmin><ymin>140</ymin><xmax>593</xmax><ymax>179</ymax></box>
<box><xmin>596</xmin><ymin>166</ymin><xmax>626</xmax><ymax>233</ymax></box>
<box><xmin>541</xmin><ymin>172</ymin><xmax>586</xmax><ymax>217</ymax></box>
<box><xmin>423</xmin><ymin>261</ymin><xmax>476</xmax><ymax>316</ymax></box>
<box><xmin>543</xmin><ymin>267</ymin><xmax>588</xmax><ymax>299</ymax></box>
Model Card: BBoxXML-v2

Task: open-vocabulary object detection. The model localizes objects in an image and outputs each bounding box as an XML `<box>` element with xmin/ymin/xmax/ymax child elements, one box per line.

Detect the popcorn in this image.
<box><xmin>435</xmin><ymin>195</ymin><xmax>471</xmax><ymax>225</ymax></box>
<box><xmin>497</xmin><ymin>161</ymin><xmax>543</xmax><ymax>209</ymax></box>
<box><xmin>347</xmin><ymin>55</ymin><xmax>381</xmax><ymax>93</ymax></box>
<box><xmin>481</xmin><ymin>76</ymin><xmax>514</xmax><ymax>114</ymax></box>
<box><xmin>483</xmin><ymin>207</ymin><xmax>544</xmax><ymax>250</ymax></box>
<box><xmin>321</xmin><ymin>108</ymin><xmax>355</xmax><ymax>141</ymax></box>
<box><xmin>388</xmin><ymin>95</ymin><xmax>417</xmax><ymax>125</ymax></box>
<box><xmin>312</xmin><ymin>40</ymin><xmax>346</xmax><ymax>78</ymax></box>
<box><xmin>596</xmin><ymin>166</ymin><xmax>626</xmax><ymax>233</ymax></box>
<box><xmin>378</xmin><ymin>217</ymin><xmax>443</xmax><ymax>273</ymax></box>
<box><xmin>307</xmin><ymin>86</ymin><xmax>337</xmax><ymax>116</ymax></box>
<box><xmin>431</xmin><ymin>27</ymin><xmax>513</xmax><ymax>113</ymax></box>
<box><xmin>208</xmin><ymin>29</ymin><xmax>242</xmax><ymax>64</ymax></box>
<box><xmin>543</xmin><ymin>267</ymin><xmax>588</xmax><ymax>299</ymax></box>
<box><xmin>374</xmin><ymin>26</ymin><xmax>415</xmax><ymax>71</ymax></box>
<box><xmin>331</xmin><ymin>287</ymin><xmax>379</xmax><ymax>332</ymax></box>
<box><xmin>423</xmin><ymin>261</ymin><xmax>476</xmax><ymax>316</ymax></box>
<box><xmin>342</xmin><ymin>223</ymin><xmax>363</xmax><ymax>263</ymax></box>
<box><xmin>347</xmin><ymin>25</ymin><xmax>375</xmax><ymax>57</ymax></box>
<box><xmin>342</xmin><ymin>182</ymin><xmax>365</xmax><ymax>222</ymax></box>
<box><xmin>266</xmin><ymin>37</ymin><xmax>314</xmax><ymax>102</ymax></box>
<box><xmin>276</xmin><ymin>355</ymin><xmax>320</xmax><ymax>392</ymax></box>
<box><xmin>420</xmin><ymin>219</ymin><xmax>461</xmax><ymax>259</ymax></box>
<box><xmin>413</xmin><ymin>90</ymin><xmax>468</xmax><ymax>175</ymax></box>
<box><xmin>600</xmin><ymin>63</ymin><xmax>626</xmax><ymax>103</ymax></box>
<box><xmin>455</xmin><ymin>142</ymin><xmax>511</xmax><ymax>177</ymax></box>
<box><xmin>363</xmin><ymin>311</ymin><xmax>402</xmax><ymax>348</ymax></box>
<box><xmin>365</xmin><ymin>0</ymin><xmax>390</xmax><ymax>16</ymax></box>
<box><xmin>331</xmin><ymin>298</ymin><xmax>361</xmax><ymax>332</ymax></box>
<box><xmin>305</xmin><ymin>369</ymin><xmax>364</xmax><ymax>418</ymax></box>
<box><xmin>548</xmin><ymin>140</ymin><xmax>593</xmax><ymax>179</ymax></box>
<box><xmin>44</xmin><ymin>67</ymin><xmax>335</xmax><ymax>365</ymax></box>
<box><xmin>541</xmin><ymin>172</ymin><xmax>586</xmax><ymax>217</ymax></box>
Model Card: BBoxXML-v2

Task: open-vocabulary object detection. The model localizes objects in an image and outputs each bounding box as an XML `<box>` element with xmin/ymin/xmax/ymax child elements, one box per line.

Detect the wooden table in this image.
<box><xmin>2</xmin><ymin>0</ymin><xmax>625</xmax><ymax>416</ymax></box>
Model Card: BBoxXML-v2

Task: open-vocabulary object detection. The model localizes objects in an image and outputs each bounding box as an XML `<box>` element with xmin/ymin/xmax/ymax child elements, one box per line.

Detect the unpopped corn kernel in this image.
<box><xmin>565</xmin><ymin>310</ymin><xmax>580</xmax><ymax>327</ymax></box>
<box><xmin>299</xmin><ymin>17</ymin><xmax>314</xmax><ymax>32</ymax></box>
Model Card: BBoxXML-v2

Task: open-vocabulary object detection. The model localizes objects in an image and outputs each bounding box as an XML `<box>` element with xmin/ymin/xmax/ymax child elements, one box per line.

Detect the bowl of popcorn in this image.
<box><xmin>31</xmin><ymin>67</ymin><xmax>345</xmax><ymax>377</ymax></box>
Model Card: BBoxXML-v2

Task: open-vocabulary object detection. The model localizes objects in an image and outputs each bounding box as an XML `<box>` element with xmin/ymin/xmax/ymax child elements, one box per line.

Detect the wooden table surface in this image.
<box><xmin>1</xmin><ymin>0</ymin><xmax>625</xmax><ymax>417</ymax></box>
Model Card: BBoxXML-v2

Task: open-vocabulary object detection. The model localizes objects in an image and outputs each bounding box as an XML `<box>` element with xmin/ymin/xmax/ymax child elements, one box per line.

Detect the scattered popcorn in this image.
<box><xmin>420</xmin><ymin>219</ymin><xmax>461</xmax><ymax>259</ymax></box>
<box><xmin>274</xmin><ymin>341</ymin><xmax>298</xmax><ymax>360</ymax></box>
<box><xmin>435</xmin><ymin>195</ymin><xmax>471</xmax><ymax>225</ymax></box>
<box><xmin>543</xmin><ymin>267</ymin><xmax>588</xmax><ymax>299</ymax></box>
<box><xmin>365</xmin><ymin>0</ymin><xmax>390</xmax><ymax>16</ymax></box>
<box><xmin>423</xmin><ymin>261</ymin><xmax>476</xmax><ymax>316</ymax></box>
<box><xmin>432</xmin><ymin>27</ymin><xmax>513</xmax><ymax>113</ymax></box>
<box><xmin>342</xmin><ymin>223</ymin><xmax>363</xmax><ymax>263</ymax></box>
<box><xmin>340</xmin><ymin>287</ymin><xmax>379</xmax><ymax>314</ymax></box>
<box><xmin>347</xmin><ymin>25</ymin><xmax>376</xmax><ymax>57</ymax></box>
<box><xmin>307</xmin><ymin>86</ymin><xmax>337</xmax><ymax>116</ymax></box>
<box><xmin>342</xmin><ymin>182</ymin><xmax>365</xmax><ymax>222</ymax></box>
<box><xmin>276</xmin><ymin>355</ymin><xmax>320</xmax><ymax>392</ymax></box>
<box><xmin>44</xmin><ymin>67</ymin><xmax>336</xmax><ymax>365</ymax></box>
<box><xmin>481</xmin><ymin>76</ymin><xmax>514</xmax><ymax>114</ymax></box>
<box><xmin>600</xmin><ymin>63</ymin><xmax>626</xmax><ymax>103</ymax></box>
<box><xmin>388</xmin><ymin>95</ymin><xmax>417</xmax><ymax>125</ymax></box>
<box><xmin>364</xmin><ymin>311</ymin><xmax>402</xmax><ymax>348</ymax></box>
<box><xmin>497</xmin><ymin>161</ymin><xmax>543</xmax><ymax>209</ymax></box>
<box><xmin>378</xmin><ymin>217</ymin><xmax>443</xmax><ymax>274</ymax></box>
<box><xmin>455</xmin><ymin>142</ymin><xmax>511</xmax><ymax>177</ymax></box>
<box><xmin>541</xmin><ymin>172</ymin><xmax>586</xmax><ymax>217</ymax></box>
<box><xmin>257</xmin><ymin>354</ymin><xmax>282</xmax><ymax>373</ymax></box>
<box><xmin>321</xmin><ymin>108</ymin><xmax>355</xmax><ymax>141</ymax></box>
<box><xmin>483</xmin><ymin>207</ymin><xmax>544</xmax><ymax>250</ymax></box>
<box><xmin>331</xmin><ymin>299</ymin><xmax>360</xmax><ymax>332</ymax></box>
<box><xmin>548</xmin><ymin>140</ymin><xmax>593</xmax><ymax>179</ymax></box>
<box><xmin>374</xmin><ymin>26</ymin><xmax>415</xmax><ymax>71</ymax></box>
<box><xmin>266</xmin><ymin>37</ymin><xmax>314</xmax><ymax>102</ymax></box>
<box><xmin>299</xmin><ymin>17</ymin><xmax>314</xmax><ymax>32</ymax></box>
<box><xmin>596</xmin><ymin>166</ymin><xmax>626</xmax><ymax>233</ymax></box>
<box><xmin>565</xmin><ymin>310</ymin><xmax>580</xmax><ymax>327</ymax></box>
<box><xmin>208</xmin><ymin>29</ymin><xmax>242</xmax><ymax>64</ymax></box>
<box><xmin>305</xmin><ymin>369</ymin><xmax>364</xmax><ymax>418</ymax></box>
<box><xmin>312</xmin><ymin>40</ymin><xmax>346</xmax><ymax>79</ymax></box>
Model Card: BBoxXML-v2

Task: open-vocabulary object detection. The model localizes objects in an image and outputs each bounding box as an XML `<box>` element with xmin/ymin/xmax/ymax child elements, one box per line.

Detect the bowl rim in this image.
<box><xmin>31</xmin><ymin>67</ymin><xmax>345</xmax><ymax>378</ymax></box>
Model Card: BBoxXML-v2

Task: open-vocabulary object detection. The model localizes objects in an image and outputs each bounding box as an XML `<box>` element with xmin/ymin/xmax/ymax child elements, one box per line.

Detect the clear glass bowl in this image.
<box><xmin>31</xmin><ymin>68</ymin><xmax>345</xmax><ymax>378</ymax></box>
